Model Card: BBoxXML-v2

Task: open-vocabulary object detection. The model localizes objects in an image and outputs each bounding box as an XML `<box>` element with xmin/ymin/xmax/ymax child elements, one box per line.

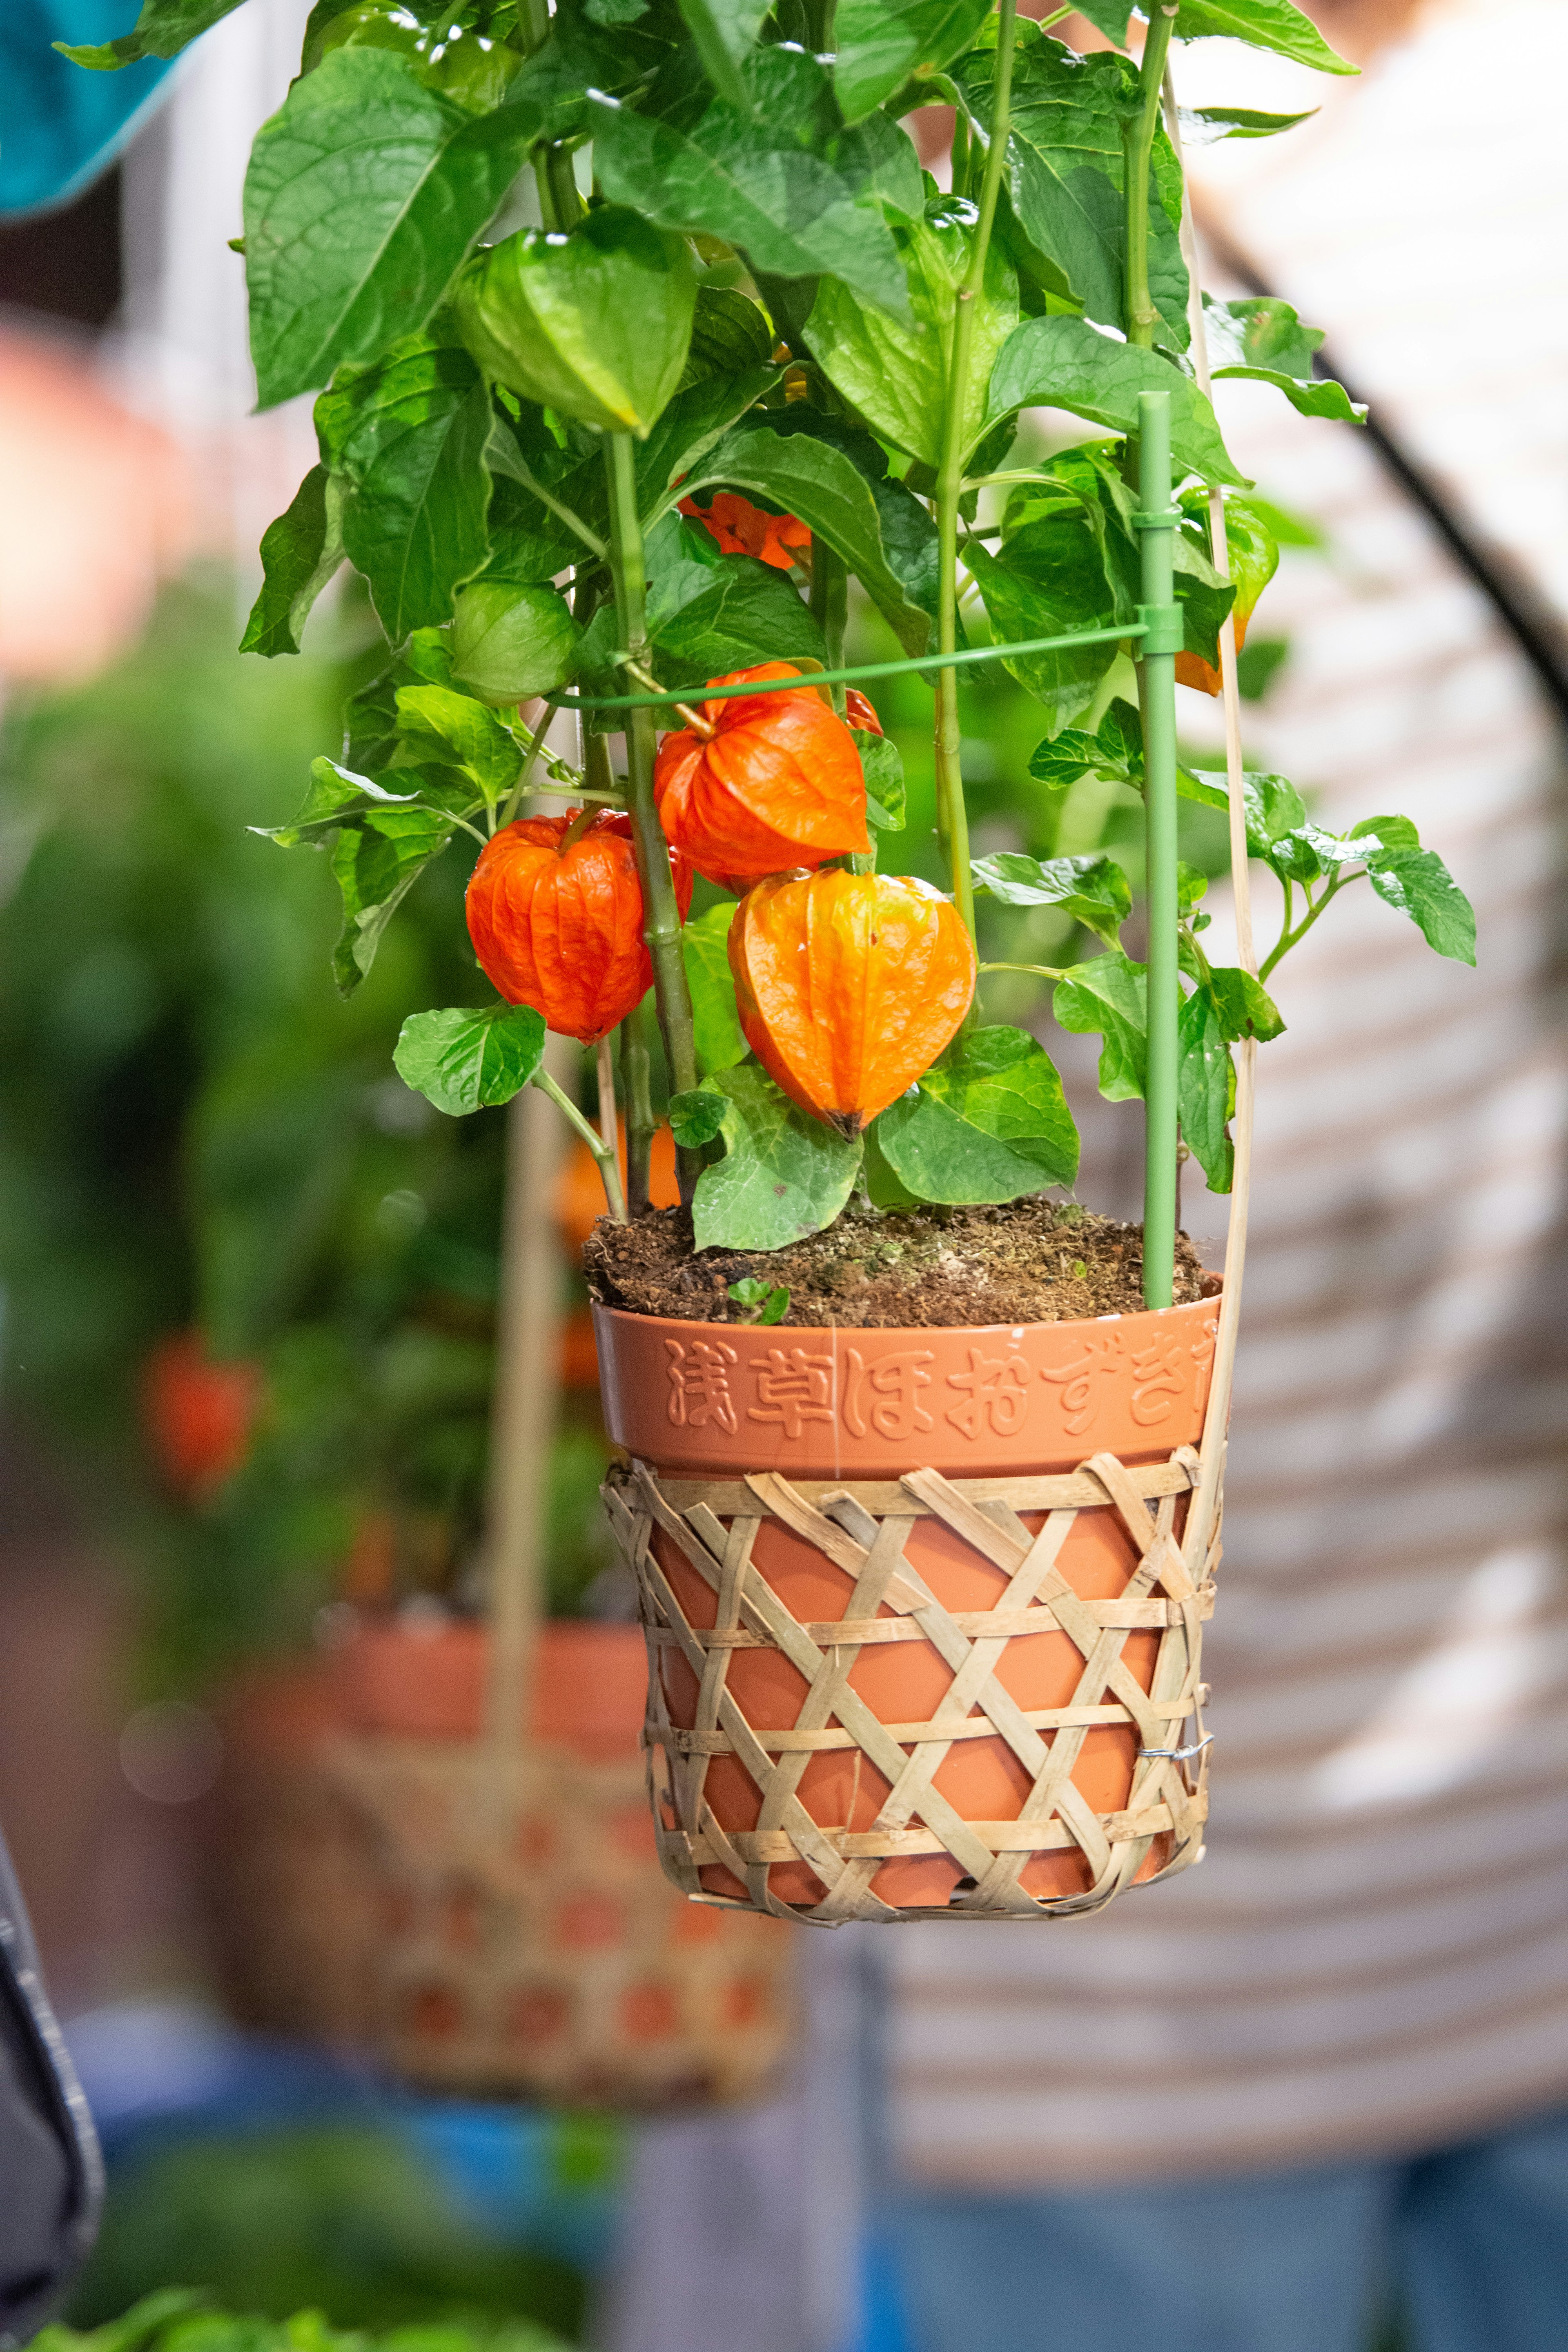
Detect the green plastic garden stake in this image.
<box><xmin>1135</xmin><ymin>389</ymin><xmax>1182</xmax><ymax>1312</ymax></box>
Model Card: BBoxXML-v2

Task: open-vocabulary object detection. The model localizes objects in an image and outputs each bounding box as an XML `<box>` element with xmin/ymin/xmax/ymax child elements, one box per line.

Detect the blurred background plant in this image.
<box><xmin>0</xmin><ymin>572</ymin><xmax>637</xmax><ymax>1696</ymax></box>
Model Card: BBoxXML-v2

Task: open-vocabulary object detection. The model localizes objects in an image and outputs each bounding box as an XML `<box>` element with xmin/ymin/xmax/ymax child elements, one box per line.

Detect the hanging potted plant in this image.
<box><xmin>70</xmin><ymin>0</ymin><xmax>1474</xmax><ymax>1921</ymax></box>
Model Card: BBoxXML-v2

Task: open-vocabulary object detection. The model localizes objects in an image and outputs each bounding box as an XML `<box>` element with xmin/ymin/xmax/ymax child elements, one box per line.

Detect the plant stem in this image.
<box><xmin>809</xmin><ymin>536</ymin><xmax>848</xmax><ymax>709</ymax></box>
<box><xmin>980</xmin><ymin>960</ymin><xmax>1072</xmax><ymax>980</ymax></box>
<box><xmin>1122</xmin><ymin>7</ymin><xmax>1177</xmax><ymax>347</ymax></box>
<box><xmin>603</xmin><ymin>432</ymin><xmax>701</xmax><ymax>1195</ymax></box>
<box><xmin>620</xmin><ymin>993</ymin><xmax>655</xmax><ymax>1214</ymax></box>
<box><xmin>496</xmin><ymin>704</ymin><xmax>554</xmax><ymax>830</ymax></box>
<box><xmin>532</xmin><ymin>1065</ymin><xmax>626</xmax><ymax>1222</ymax></box>
<box><xmin>933</xmin><ymin>0</ymin><xmax>1015</xmax><ymax>979</ymax></box>
<box><xmin>1258</xmin><ymin>872</ymin><xmax>1348</xmax><ymax>981</ymax></box>
<box><xmin>516</xmin><ymin>0</ymin><xmax>582</xmax><ymax>234</ymax></box>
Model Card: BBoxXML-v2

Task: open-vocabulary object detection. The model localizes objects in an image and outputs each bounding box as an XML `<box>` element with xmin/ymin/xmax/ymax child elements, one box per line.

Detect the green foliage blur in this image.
<box><xmin>62</xmin><ymin>2131</ymin><xmax>587</xmax><ymax>2340</ymax></box>
<box><xmin>0</xmin><ymin>574</ymin><xmax>615</xmax><ymax>1696</ymax></box>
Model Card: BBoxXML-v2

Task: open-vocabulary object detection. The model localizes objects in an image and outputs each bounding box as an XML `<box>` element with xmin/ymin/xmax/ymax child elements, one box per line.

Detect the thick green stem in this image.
<box><xmin>1136</xmin><ymin>390</ymin><xmax>1179</xmax><ymax>1310</ymax></box>
<box><xmin>532</xmin><ymin>1066</ymin><xmax>626</xmax><ymax>1223</ymax></box>
<box><xmin>540</xmin><ymin>144</ymin><xmax>581</xmax><ymax>230</ymax></box>
<box><xmin>620</xmin><ymin>993</ymin><xmax>655</xmax><ymax>1215</ymax></box>
<box><xmin>516</xmin><ymin>0</ymin><xmax>582</xmax><ymax>235</ymax></box>
<box><xmin>809</xmin><ymin>535</ymin><xmax>848</xmax><ymax>708</ymax></box>
<box><xmin>603</xmin><ymin>432</ymin><xmax>701</xmax><ymax>1195</ymax></box>
<box><xmin>1122</xmin><ymin>7</ymin><xmax>1177</xmax><ymax>347</ymax></box>
<box><xmin>933</xmin><ymin>0</ymin><xmax>1015</xmax><ymax>981</ymax></box>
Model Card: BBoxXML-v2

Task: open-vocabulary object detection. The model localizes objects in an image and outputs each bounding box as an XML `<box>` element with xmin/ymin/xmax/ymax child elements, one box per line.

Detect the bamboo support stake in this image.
<box><xmin>483</xmin><ymin>1031</ymin><xmax>574</xmax><ymax>1764</ymax></box>
<box><xmin>1164</xmin><ymin>76</ymin><xmax>1256</xmax><ymax>1568</ymax></box>
<box><xmin>596</xmin><ymin>1036</ymin><xmax>619</xmax><ymax>1164</ymax></box>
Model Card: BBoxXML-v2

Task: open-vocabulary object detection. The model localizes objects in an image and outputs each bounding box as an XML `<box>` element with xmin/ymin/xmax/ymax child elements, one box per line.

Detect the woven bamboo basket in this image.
<box><xmin>595</xmin><ymin>1294</ymin><xmax>1231</xmax><ymax>1925</ymax></box>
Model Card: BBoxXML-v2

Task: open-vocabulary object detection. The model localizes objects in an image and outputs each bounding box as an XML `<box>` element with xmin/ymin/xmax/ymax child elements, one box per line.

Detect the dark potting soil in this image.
<box><xmin>583</xmin><ymin>1197</ymin><xmax>1214</xmax><ymax>1330</ymax></box>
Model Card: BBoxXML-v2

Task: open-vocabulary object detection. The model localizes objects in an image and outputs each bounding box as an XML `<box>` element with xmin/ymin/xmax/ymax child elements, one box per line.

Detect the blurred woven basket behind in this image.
<box><xmin>202</xmin><ymin>1626</ymin><xmax>796</xmax><ymax>2106</ymax></box>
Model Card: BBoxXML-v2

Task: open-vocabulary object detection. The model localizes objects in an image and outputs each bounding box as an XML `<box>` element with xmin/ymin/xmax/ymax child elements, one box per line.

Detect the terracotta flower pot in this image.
<box><xmin>595</xmin><ymin>1295</ymin><xmax>1221</xmax><ymax>1920</ymax></box>
<box><xmin>200</xmin><ymin>1618</ymin><xmax>796</xmax><ymax>2103</ymax></box>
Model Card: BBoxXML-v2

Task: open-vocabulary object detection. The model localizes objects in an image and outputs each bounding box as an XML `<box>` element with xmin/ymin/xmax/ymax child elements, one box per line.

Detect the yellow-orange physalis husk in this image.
<box><xmin>728</xmin><ymin>871</ymin><xmax>976</xmax><ymax>1137</ymax></box>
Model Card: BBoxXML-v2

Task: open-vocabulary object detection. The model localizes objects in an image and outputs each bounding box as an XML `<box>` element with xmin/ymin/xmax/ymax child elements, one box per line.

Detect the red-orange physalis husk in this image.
<box><xmin>677</xmin><ymin>492</ymin><xmax>811</xmax><ymax>571</ymax></box>
<box><xmin>654</xmin><ymin>663</ymin><xmax>871</xmax><ymax>893</ymax></box>
<box><xmin>466</xmin><ymin>810</ymin><xmax>692</xmax><ymax>1046</ymax></box>
<box><xmin>728</xmin><ymin>871</ymin><xmax>976</xmax><ymax>1137</ymax></box>
<box><xmin>845</xmin><ymin>688</ymin><xmax>883</xmax><ymax>736</ymax></box>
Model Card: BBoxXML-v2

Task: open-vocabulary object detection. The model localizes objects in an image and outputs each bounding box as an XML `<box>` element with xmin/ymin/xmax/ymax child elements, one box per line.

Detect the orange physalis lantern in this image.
<box><xmin>654</xmin><ymin>663</ymin><xmax>870</xmax><ymax>893</ymax></box>
<box><xmin>677</xmin><ymin>492</ymin><xmax>811</xmax><ymax>572</ymax></box>
<box><xmin>466</xmin><ymin>810</ymin><xmax>692</xmax><ymax>1046</ymax></box>
<box><xmin>728</xmin><ymin>871</ymin><xmax>976</xmax><ymax>1137</ymax></box>
<box><xmin>845</xmin><ymin>688</ymin><xmax>883</xmax><ymax>736</ymax></box>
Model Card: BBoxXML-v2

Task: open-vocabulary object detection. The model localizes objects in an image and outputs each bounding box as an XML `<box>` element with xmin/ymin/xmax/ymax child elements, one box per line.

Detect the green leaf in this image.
<box><xmin>1178</xmin><ymin>104</ymin><xmax>1318</xmax><ymax>144</ymax></box>
<box><xmin>862</xmin><ymin>1121</ymin><xmax>922</xmax><ymax>1210</ymax></box>
<box><xmin>681</xmin><ymin>900</ymin><xmax>749</xmax><ymax>1076</ymax></box>
<box><xmin>252</xmin><ymin>756</ymin><xmax>422</xmax><ymax>847</ymax></box>
<box><xmin>679</xmin><ymin>285</ymin><xmax>777</xmax><ymax>390</ymax></box>
<box><xmin>988</xmin><ymin>316</ymin><xmax>1247</xmax><ymax>488</ymax></box>
<box><xmin>331</xmin><ymin>805</ymin><xmax>455</xmax><ymax>994</ymax></box>
<box><xmin>1069</xmin><ymin>2</ymin><xmax>1132</xmax><ymax>38</ymax></box>
<box><xmin>833</xmin><ymin>0</ymin><xmax>994</xmax><ymax>123</ymax></box>
<box><xmin>394</xmin><ymin>1001</ymin><xmax>547</xmax><ymax>1116</ymax></box>
<box><xmin>1203</xmin><ymin>965</ymin><xmax>1285</xmax><ymax>1043</ymax></box>
<box><xmin>575</xmin><ymin>512</ymin><xmax>826</xmax><ymax>704</ymax></box>
<box><xmin>239</xmin><ymin>466</ymin><xmax>347</xmax><ymax>658</ymax></box>
<box><xmin>635</xmin><ymin>367</ymin><xmax>784</xmax><ymax>518</ymax></box>
<box><xmin>962</xmin><ymin>29</ymin><xmax>1189</xmax><ymax>347</ymax></box>
<box><xmin>315</xmin><ymin>338</ymin><xmax>493</xmax><ymax>643</ymax></box>
<box><xmin>973</xmin><ymin>851</ymin><xmax>1130</xmax><ymax>948</ymax></box>
<box><xmin>1174</xmin><ymin>0</ymin><xmax>1358</xmax><ymax>76</ymax></box>
<box><xmin>589</xmin><ymin>52</ymin><xmax>912</xmax><ymax>325</ymax></box>
<box><xmin>1027</xmin><ymin>723</ymin><xmax>1112</xmax><ymax>790</ymax></box>
<box><xmin>646</xmin><ymin>518</ymin><xmax>827</xmax><ymax>682</ymax></box>
<box><xmin>804</xmin><ymin>200</ymin><xmax>1018</xmax><ymax>470</ymax></box>
<box><xmin>451</xmin><ymin>580</ymin><xmax>582</xmax><ymax>702</ymax></box>
<box><xmin>1052</xmin><ymin>951</ymin><xmax>1147</xmax><ymax>1100</ymax></box>
<box><xmin>677</xmin><ymin>423</ymin><xmax>933</xmax><ymax>655</ymax></box>
<box><xmin>677</xmin><ymin>0</ymin><xmax>770</xmax><ymax>108</ymax></box>
<box><xmin>692</xmin><ymin>1064</ymin><xmax>862</xmax><ymax>1250</ymax></box>
<box><xmin>857</xmin><ymin>731</ymin><xmax>906</xmax><ymax>830</ymax></box>
<box><xmin>56</xmin><ymin>0</ymin><xmax>243</xmax><ymax>68</ymax></box>
<box><xmin>670</xmin><ymin>1086</ymin><xmax>730</xmax><ymax>1147</ymax></box>
<box><xmin>243</xmin><ymin>49</ymin><xmax>538</xmax><ymax>409</ymax></box>
<box><xmin>392</xmin><ymin>685</ymin><xmax>521</xmax><ymax>806</ymax></box>
<box><xmin>875</xmin><ymin>1025</ymin><xmax>1079</xmax><ymax>1204</ymax></box>
<box><xmin>1204</xmin><ymin>294</ymin><xmax>1365</xmax><ymax>424</ymax></box>
<box><xmin>1177</xmin><ymin>988</ymin><xmax>1233</xmax><ymax>1193</ymax></box>
<box><xmin>456</xmin><ymin>207</ymin><xmax>696</xmax><ymax>437</ymax></box>
<box><xmin>962</xmin><ymin>533</ymin><xmax>1120</xmax><ymax>734</ymax></box>
<box><xmin>1366</xmin><ymin>848</ymin><xmax>1476</xmax><ymax>965</ymax></box>
<box><xmin>1183</xmin><ymin>765</ymin><xmax>1306</xmax><ymax>853</ymax></box>
<box><xmin>729</xmin><ymin>1275</ymin><xmax>791</xmax><ymax>1324</ymax></box>
<box><xmin>695</xmin><ymin>406</ymin><xmax>940</xmax><ymax>641</ymax></box>
<box><xmin>1348</xmin><ymin>812</ymin><xmax>1420</xmax><ymax>851</ymax></box>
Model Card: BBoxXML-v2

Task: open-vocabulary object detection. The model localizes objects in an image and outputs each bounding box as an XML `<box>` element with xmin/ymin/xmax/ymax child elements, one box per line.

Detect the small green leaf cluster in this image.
<box><xmin>70</xmin><ymin>0</ymin><xmax>1478</xmax><ymax>1253</ymax></box>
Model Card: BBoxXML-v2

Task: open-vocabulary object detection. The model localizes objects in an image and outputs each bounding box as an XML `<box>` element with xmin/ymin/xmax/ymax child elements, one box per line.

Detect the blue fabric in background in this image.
<box><xmin>0</xmin><ymin>5</ymin><xmax>179</xmax><ymax>220</ymax></box>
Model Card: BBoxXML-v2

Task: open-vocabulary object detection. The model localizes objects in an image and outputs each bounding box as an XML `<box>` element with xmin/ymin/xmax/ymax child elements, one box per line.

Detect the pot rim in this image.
<box><xmin>590</xmin><ymin>1287</ymin><xmax>1220</xmax><ymax>1344</ymax></box>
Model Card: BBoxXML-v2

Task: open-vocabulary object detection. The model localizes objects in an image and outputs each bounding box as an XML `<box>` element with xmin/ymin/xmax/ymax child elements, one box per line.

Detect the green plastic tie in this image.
<box><xmin>552</xmin><ymin>621</ymin><xmax>1150</xmax><ymax>712</ymax></box>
